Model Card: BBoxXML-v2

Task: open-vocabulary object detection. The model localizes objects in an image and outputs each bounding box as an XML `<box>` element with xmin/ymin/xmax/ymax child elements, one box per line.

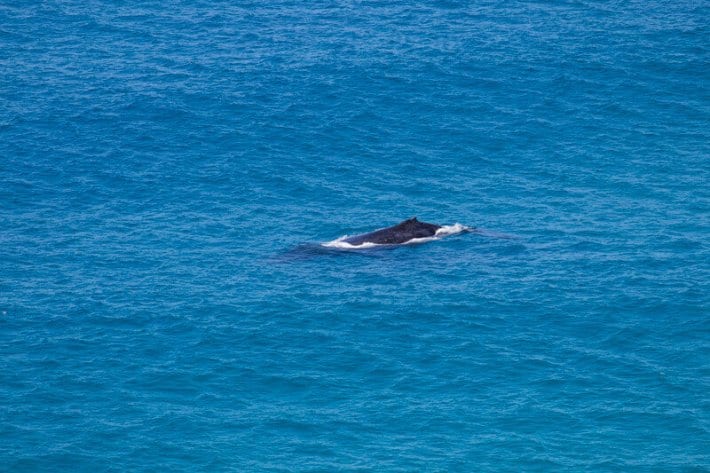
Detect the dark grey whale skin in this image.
<box><xmin>343</xmin><ymin>217</ymin><xmax>441</xmax><ymax>246</ymax></box>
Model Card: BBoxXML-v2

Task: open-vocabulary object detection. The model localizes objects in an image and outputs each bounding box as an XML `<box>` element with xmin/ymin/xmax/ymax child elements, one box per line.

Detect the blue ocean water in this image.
<box><xmin>1</xmin><ymin>0</ymin><xmax>708</xmax><ymax>470</ymax></box>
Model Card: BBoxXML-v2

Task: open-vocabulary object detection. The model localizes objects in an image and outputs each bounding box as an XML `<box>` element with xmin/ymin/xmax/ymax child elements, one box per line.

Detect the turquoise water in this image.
<box><xmin>1</xmin><ymin>1</ymin><xmax>709</xmax><ymax>471</ymax></box>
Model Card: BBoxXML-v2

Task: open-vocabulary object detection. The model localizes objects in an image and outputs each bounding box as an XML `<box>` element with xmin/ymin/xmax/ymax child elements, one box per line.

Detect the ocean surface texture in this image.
<box><xmin>1</xmin><ymin>1</ymin><xmax>708</xmax><ymax>471</ymax></box>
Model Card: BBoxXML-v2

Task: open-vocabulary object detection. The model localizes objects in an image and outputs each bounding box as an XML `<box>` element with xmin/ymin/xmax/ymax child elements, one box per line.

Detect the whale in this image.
<box><xmin>342</xmin><ymin>217</ymin><xmax>441</xmax><ymax>246</ymax></box>
<box><xmin>275</xmin><ymin>219</ymin><xmax>507</xmax><ymax>260</ymax></box>
<box><xmin>321</xmin><ymin>217</ymin><xmax>472</xmax><ymax>249</ymax></box>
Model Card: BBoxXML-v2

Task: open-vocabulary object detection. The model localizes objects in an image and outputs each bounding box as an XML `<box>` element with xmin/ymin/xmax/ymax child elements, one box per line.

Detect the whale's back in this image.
<box><xmin>343</xmin><ymin>217</ymin><xmax>441</xmax><ymax>246</ymax></box>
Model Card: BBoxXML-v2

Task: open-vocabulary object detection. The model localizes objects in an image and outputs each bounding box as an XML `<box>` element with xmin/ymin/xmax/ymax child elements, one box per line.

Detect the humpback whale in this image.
<box><xmin>324</xmin><ymin>217</ymin><xmax>469</xmax><ymax>248</ymax></box>
<box><xmin>344</xmin><ymin>217</ymin><xmax>440</xmax><ymax>245</ymax></box>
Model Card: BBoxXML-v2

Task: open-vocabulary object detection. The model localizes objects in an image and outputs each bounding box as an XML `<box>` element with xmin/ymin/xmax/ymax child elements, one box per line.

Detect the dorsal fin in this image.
<box><xmin>396</xmin><ymin>217</ymin><xmax>418</xmax><ymax>228</ymax></box>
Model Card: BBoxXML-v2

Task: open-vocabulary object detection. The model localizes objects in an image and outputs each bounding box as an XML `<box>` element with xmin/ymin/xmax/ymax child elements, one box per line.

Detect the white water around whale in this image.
<box><xmin>322</xmin><ymin>223</ymin><xmax>471</xmax><ymax>249</ymax></box>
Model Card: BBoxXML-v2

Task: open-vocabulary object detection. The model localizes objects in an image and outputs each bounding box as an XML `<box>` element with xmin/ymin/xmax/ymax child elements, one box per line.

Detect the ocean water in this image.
<box><xmin>1</xmin><ymin>0</ymin><xmax>708</xmax><ymax>471</ymax></box>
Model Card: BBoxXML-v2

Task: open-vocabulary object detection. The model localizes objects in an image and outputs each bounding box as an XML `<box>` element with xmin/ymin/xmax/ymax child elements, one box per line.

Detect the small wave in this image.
<box><xmin>321</xmin><ymin>237</ymin><xmax>383</xmax><ymax>250</ymax></box>
<box><xmin>435</xmin><ymin>223</ymin><xmax>470</xmax><ymax>237</ymax></box>
<box><xmin>322</xmin><ymin>223</ymin><xmax>471</xmax><ymax>250</ymax></box>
